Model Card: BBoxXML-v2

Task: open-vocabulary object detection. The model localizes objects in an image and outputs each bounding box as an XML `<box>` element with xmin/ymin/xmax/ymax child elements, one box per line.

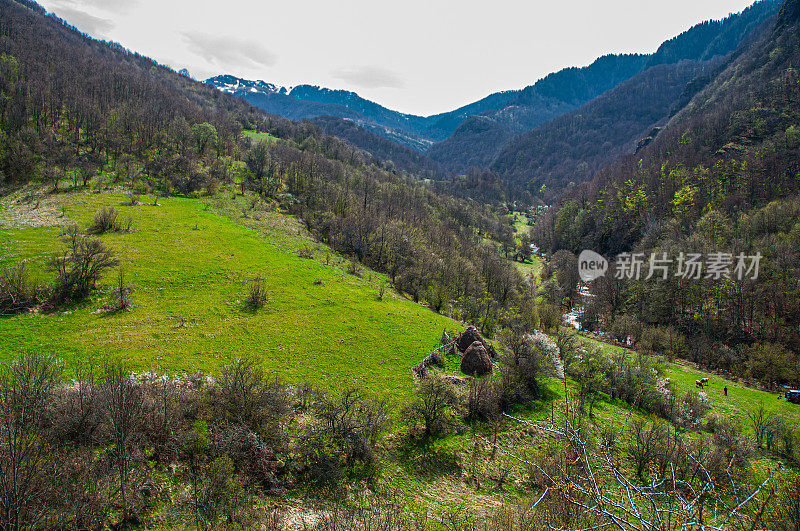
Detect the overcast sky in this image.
<box><xmin>39</xmin><ymin>0</ymin><xmax>756</xmax><ymax>116</ymax></box>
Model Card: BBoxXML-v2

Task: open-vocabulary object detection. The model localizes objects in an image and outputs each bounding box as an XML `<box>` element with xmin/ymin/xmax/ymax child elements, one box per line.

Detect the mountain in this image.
<box><xmin>426</xmin><ymin>54</ymin><xmax>649</xmax><ymax>172</ymax></box>
<box><xmin>536</xmin><ymin>0</ymin><xmax>800</xmax><ymax>357</ymax></box>
<box><xmin>206</xmin><ymin>54</ymin><xmax>648</xmax><ymax>159</ymax></box>
<box><xmin>430</xmin><ymin>0</ymin><xmax>782</xmax><ymax>174</ymax></box>
<box><xmin>490</xmin><ymin>58</ymin><xmax>723</xmax><ymax>201</ymax></box>
<box><xmin>311</xmin><ymin>116</ymin><xmax>446</xmax><ymax>178</ymax></box>
<box><xmin>205</xmin><ymin>75</ymin><xmax>435</xmax><ymax>151</ymax></box>
<box><xmin>645</xmin><ymin>0</ymin><xmax>782</xmax><ymax>67</ymax></box>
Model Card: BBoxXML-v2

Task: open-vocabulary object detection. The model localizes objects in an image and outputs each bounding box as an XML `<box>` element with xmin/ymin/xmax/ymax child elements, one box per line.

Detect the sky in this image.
<box><xmin>38</xmin><ymin>0</ymin><xmax>756</xmax><ymax>117</ymax></box>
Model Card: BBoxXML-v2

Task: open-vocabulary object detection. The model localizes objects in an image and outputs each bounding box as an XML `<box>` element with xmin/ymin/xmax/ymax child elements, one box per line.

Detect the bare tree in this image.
<box><xmin>50</xmin><ymin>227</ymin><xmax>119</xmax><ymax>304</ymax></box>
<box><xmin>492</xmin><ymin>413</ymin><xmax>774</xmax><ymax>531</ymax></box>
<box><xmin>403</xmin><ymin>376</ymin><xmax>458</xmax><ymax>439</ymax></box>
<box><xmin>101</xmin><ymin>365</ymin><xmax>143</xmax><ymax>527</ymax></box>
<box><xmin>0</xmin><ymin>352</ymin><xmax>62</xmax><ymax>529</ymax></box>
<box><xmin>748</xmin><ymin>403</ymin><xmax>774</xmax><ymax>449</ymax></box>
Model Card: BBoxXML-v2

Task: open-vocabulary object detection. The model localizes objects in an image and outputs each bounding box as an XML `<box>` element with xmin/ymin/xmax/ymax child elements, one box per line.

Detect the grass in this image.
<box><xmin>574</xmin><ymin>333</ymin><xmax>800</xmax><ymax>428</ymax></box>
<box><xmin>511</xmin><ymin>216</ymin><xmax>530</xmax><ymax>245</ymax></box>
<box><xmin>508</xmin><ymin>213</ymin><xmax>543</xmax><ymax>279</ymax></box>
<box><xmin>511</xmin><ymin>257</ymin><xmax>543</xmax><ymax>279</ymax></box>
<box><xmin>241</xmin><ymin>130</ymin><xmax>279</xmax><ymax>143</ymax></box>
<box><xmin>0</xmin><ymin>189</ymin><xmax>457</xmax><ymax>402</ymax></box>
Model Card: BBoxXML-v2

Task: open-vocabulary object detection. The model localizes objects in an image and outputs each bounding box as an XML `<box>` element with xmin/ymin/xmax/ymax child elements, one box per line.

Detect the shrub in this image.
<box><xmin>708</xmin><ymin>420</ymin><xmax>752</xmax><ymax>484</ymax></box>
<box><xmin>88</xmin><ymin>207</ymin><xmax>120</xmax><ymax>234</ymax></box>
<box><xmin>0</xmin><ymin>352</ymin><xmax>63</xmax><ymax>529</ymax></box>
<box><xmin>211</xmin><ymin>358</ymin><xmax>290</xmax><ymax>445</ymax></box>
<box><xmin>297</xmin><ymin>246</ymin><xmax>314</xmax><ymax>259</ymax></box>
<box><xmin>347</xmin><ymin>255</ymin><xmax>361</xmax><ymax>277</ymax></box>
<box><xmin>466</xmin><ymin>378</ymin><xmax>500</xmax><ymax>422</ymax></box>
<box><xmin>673</xmin><ymin>389</ymin><xmax>710</xmax><ymax>431</ymax></box>
<box><xmin>198</xmin><ymin>457</ymin><xmax>246</xmax><ymax>525</ymax></box>
<box><xmin>113</xmin><ymin>269</ymin><xmax>132</xmax><ymax>311</ymax></box>
<box><xmin>567</xmin><ymin>347</ymin><xmax>608</xmax><ymax>416</ymax></box>
<box><xmin>765</xmin><ymin>471</ymin><xmax>800</xmax><ymax>530</ymax></box>
<box><xmin>625</xmin><ymin>419</ymin><xmax>673</xmax><ymax>481</ymax></box>
<box><xmin>245</xmin><ymin>276</ymin><xmax>268</xmax><ymax>310</ymax></box>
<box><xmin>538</xmin><ymin>302</ymin><xmax>562</xmax><ymax>332</ymax></box>
<box><xmin>402</xmin><ymin>376</ymin><xmax>458</xmax><ymax>439</ymax></box>
<box><xmin>496</xmin><ymin>330</ymin><xmax>558</xmax><ymax>409</ymax></box>
<box><xmin>301</xmin><ymin>389</ymin><xmax>389</xmax><ymax>487</ymax></box>
<box><xmin>610</xmin><ymin>314</ymin><xmax>643</xmax><ymax>345</ymax></box>
<box><xmin>0</xmin><ymin>262</ymin><xmax>43</xmax><ymax>315</ymax></box>
<box><xmin>49</xmin><ymin>227</ymin><xmax>119</xmax><ymax>304</ymax></box>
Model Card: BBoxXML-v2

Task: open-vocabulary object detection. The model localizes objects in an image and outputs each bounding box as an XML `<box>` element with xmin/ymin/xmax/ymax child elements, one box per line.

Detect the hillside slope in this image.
<box><xmin>428</xmin><ymin>0</ymin><xmax>781</xmax><ymax>173</ymax></box>
<box><xmin>536</xmin><ymin>0</ymin><xmax>800</xmax><ymax>381</ymax></box>
<box><xmin>491</xmin><ymin>59</ymin><xmax>722</xmax><ymax>200</ymax></box>
<box><xmin>425</xmin><ymin>54</ymin><xmax>649</xmax><ymax>171</ymax></box>
<box><xmin>0</xmin><ymin>0</ymin><xmax>526</xmax><ymax>394</ymax></box>
<box><xmin>0</xmin><ymin>190</ymin><xmax>455</xmax><ymax>397</ymax></box>
<box><xmin>311</xmin><ymin>116</ymin><xmax>447</xmax><ymax>178</ymax></box>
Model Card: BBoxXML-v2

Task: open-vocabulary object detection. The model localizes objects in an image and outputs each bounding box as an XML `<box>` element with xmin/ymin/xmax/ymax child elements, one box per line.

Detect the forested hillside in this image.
<box><xmin>426</xmin><ymin>54</ymin><xmax>649</xmax><ymax>172</ymax></box>
<box><xmin>491</xmin><ymin>59</ymin><xmax>723</xmax><ymax>201</ymax></box>
<box><xmin>1</xmin><ymin>1</ymin><xmax>800</xmax><ymax>529</ymax></box>
<box><xmin>429</xmin><ymin>0</ymin><xmax>781</xmax><ymax>174</ymax></box>
<box><xmin>311</xmin><ymin>115</ymin><xmax>446</xmax><ymax>178</ymax></box>
<box><xmin>536</xmin><ymin>0</ymin><xmax>800</xmax><ymax>387</ymax></box>
<box><xmin>0</xmin><ymin>0</ymin><xmax>527</xmax><ymax>331</ymax></box>
<box><xmin>645</xmin><ymin>0</ymin><xmax>781</xmax><ymax>67</ymax></box>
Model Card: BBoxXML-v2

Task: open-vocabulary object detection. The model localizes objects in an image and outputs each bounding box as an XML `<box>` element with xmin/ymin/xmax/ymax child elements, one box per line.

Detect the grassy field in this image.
<box><xmin>511</xmin><ymin>215</ymin><xmax>530</xmax><ymax>245</ymax></box>
<box><xmin>575</xmin><ymin>334</ymin><xmax>800</xmax><ymax>428</ymax></box>
<box><xmin>508</xmin><ymin>213</ymin><xmax>543</xmax><ymax>279</ymax></box>
<box><xmin>241</xmin><ymin>130</ymin><xmax>279</xmax><ymax>143</ymax></box>
<box><xmin>0</xmin><ymin>188</ymin><xmax>457</xmax><ymax>401</ymax></box>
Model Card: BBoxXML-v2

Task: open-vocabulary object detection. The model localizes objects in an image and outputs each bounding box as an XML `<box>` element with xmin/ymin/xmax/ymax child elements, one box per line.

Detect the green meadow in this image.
<box><xmin>0</xmin><ymin>189</ymin><xmax>456</xmax><ymax>401</ymax></box>
<box><xmin>575</xmin><ymin>334</ymin><xmax>800</xmax><ymax>428</ymax></box>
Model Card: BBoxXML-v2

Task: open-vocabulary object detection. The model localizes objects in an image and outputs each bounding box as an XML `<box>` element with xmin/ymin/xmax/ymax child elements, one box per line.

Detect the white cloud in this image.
<box><xmin>49</xmin><ymin>5</ymin><xmax>114</xmax><ymax>36</ymax></box>
<box><xmin>332</xmin><ymin>65</ymin><xmax>405</xmax><ymax>89</ymax></box>
<box><xmin>182</xmin><ymin>31</ymin><xmax>278</xmax><ymax>72</ymax></box>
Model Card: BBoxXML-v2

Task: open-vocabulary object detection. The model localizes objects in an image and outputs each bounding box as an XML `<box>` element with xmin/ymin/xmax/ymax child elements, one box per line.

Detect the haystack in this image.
<box><xmin>460</xmin><ymin>341</ymin><xmax>493</xmax><ymax>376</ymax></box>
<box><xmin>457</xmin><ymin>325</ymin><xmax>488</xmax><ymax>353</ymax></box>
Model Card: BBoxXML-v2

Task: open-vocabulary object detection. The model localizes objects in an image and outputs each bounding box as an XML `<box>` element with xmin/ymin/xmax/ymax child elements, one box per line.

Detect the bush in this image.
<box><xmin>88</xmin><ymin>207</ymin><xmax>120</xmax><ymax>234</ymax></box>
<box><xmin>625</xmin><ymin>419</ymin><xmax>673</xmax><ymax>480</ymax></box>
<box><xmin>0</xmin><ymin>262</ymin><xmax>43</xmax><ymax>315</ymax></box>
<box><xmin>198</xmin><ymin>457</ymin><xmax>246</xmax><ymax>525</ymax></box>
<box><xmin>300</xmin><ymin>389</ymin><xmax>389</xmax><ymax>489</ymax></box>
<box><xmin>113</xmin><ymin>269</ymin><xmax>132</xmax><ymax>311</ymax></box>
<box><xmin>402</xmin><ymin>376</ymin><xmax>458</xmax><ymax>439</ymax></box>
<box><xmin>297</xmin><ymin>246</ymin><xmax>314</xmax><ymax>259</ymax></box>
<box><xmin>609</xmin><ymin>314</ymin><xmax>643</xmax><ymax>345</ymax></box>
<box><xmin>538</xmin><ymin>303</ymin><xmax>562</xmax><ymax>332</ymax></box>
<box><xmin>245</xmin><ymin>276</ymin><xmax>268</xmax><ymax>310</ymax></box>
<box><xmin>765</xmin><ymin>471</ymin><xmax>800</xmax><ymax>530</ymax></box>
<box><xmin>211</xmin><ymin>358</ymin><xmax>290</xmax><ymax>445</ymax></box>
<box><xmin>673</xmin><ymin>389</ymin><xmax>710</xmax><ymax>431</ymax></box>
<box><xmin>49</xmin><ymin>227</ymin><xmax>119</xmax><ymax>304</ymax></box>
<box><xmin>466</xmin><ymin>378</ymin><xmax>500</xmax><ymax>422</ymax></box>
<box><xmin>496</xmin><ymin>330</ymin><xmax>558</xmax><ymax>409</ymax></box>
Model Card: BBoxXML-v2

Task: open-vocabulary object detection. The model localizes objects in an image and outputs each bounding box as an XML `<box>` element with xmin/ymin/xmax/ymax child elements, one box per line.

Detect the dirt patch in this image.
<box><xmin>0</xmin><ymin>188</ymin><xmax>74</xmax><ymax>228</ymax></box>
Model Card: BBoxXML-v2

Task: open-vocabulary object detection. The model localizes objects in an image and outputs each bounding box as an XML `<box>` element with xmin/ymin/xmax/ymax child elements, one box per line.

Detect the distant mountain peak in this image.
<box><xmin>205</xmin><ymin>75</ymin><xmax>289</xmax><ymax>96</ymax></box>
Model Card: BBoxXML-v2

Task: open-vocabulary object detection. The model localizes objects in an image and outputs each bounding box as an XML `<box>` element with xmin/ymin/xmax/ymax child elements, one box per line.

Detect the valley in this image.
<box><xmin>0</xmin><ymin>0</ymin><xmax>799</xmax><ymax>528</ymax></box>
